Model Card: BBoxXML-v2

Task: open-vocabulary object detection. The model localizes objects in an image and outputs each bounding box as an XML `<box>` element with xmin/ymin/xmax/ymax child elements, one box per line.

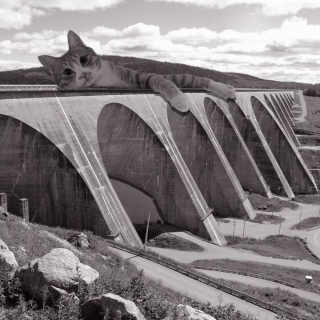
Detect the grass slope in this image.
<box><xmin>290</xmin><ymin>217</ymin><xmax>320</xmax><ymax>230</ymax></box>
<box><xmin>191</xmin><ymin>259</ymin><xmax>320</xmax><ymax>294</ymax></box>
<box><xmin>148</xmin><ymin>233</ymin><xmax>204</xmax><ymax>251</ymax></box>
<box><xmin>0</xmin><ymin>214</ymin><xmax>258</xmax><ymax>320</ymax></box>
<box><xmin>248</xmin><ymin>193</ymin><xmax>298</xmax><ymax>212</ymax></box>
<box><xmin>225</xmin><ymin>235</ymin><xmax>320</xmax><ymax>264</ymax></box>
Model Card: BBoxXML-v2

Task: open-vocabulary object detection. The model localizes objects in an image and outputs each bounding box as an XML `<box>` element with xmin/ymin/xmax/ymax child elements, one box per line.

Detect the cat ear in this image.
<box><xmin>38</xmin><ymin>55</ymin><xmax>59</xmax><ymax>72</ymax></box>
<box><xmin>68</xmin><ymin>30</ymin><xmax>85</xmax><ymax>49</ymax></box>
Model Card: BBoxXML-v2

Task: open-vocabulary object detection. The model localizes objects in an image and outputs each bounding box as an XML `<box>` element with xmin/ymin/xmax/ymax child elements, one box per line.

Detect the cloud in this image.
<box><xmin>0</xmin><ymin>0</ymin><xmax>124</xmax><ymax>29</ymax></box>
<box><xmin>89</xmin><ymin>23</ymin><xmax>160</xmax><ymax>38</ymax></box>
<box><xmin>0</xmin><ymin>5</ymin><xmax>45</xmax><ymax>29</ymax></box>
<box><xmin>27</xmin><ymin>0</ymin><xmax>124</xmax><ymax>11</ymax></box>
<box><xmin>147</xmin><ymin>0</ymin><xmax>320</xmax><ymax>16</ymax></box>
<box><xmin>0</xmin><ymin>59</ymin><xmax>39</xmax><ymax>71</ymax></box>
<box><xmin>165</xmin><ymin>28</ymin><xmax>217</xmax><ymax>44</ymax></box>
<box><xmin>2</xmin><ymin>18</ymin><xmax>320</xmax><ymax>83</ymax></box>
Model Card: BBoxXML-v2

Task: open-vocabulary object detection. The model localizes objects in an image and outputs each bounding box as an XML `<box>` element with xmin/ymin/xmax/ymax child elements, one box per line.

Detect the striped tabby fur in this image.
<box><xmin>39</xmin><ymin>31</ymin><xmax>236</xmax><ymax>112</ymax></box>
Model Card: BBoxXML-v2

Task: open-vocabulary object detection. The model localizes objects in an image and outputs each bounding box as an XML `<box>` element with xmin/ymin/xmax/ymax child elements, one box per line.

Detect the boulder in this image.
<box><xmin>164</xmin><ymin>304</ymin><xmax>216</xmax><ymax>320</ymax></box>
<box><xmin>0</xmin><ymin>206</ymin><xmax>8</xmax><ymax>221</ymax></box>
<box><xmin>81</xmin><ymin>293</ymin><xmax>145</xmax><ymax>320</ymax></box>
<box><xmin>0</xmin><ymin>238</ymin><xmax>18</xmax><ymax>276</ymax></box>
<box><xmin>15</xmin><ymin>248</ymin><xmax>98</xmax><ymax>302</ymax></box>
<box><xmin>67</xmin><ymin>232</ymin><xmax>90</xmax><ymax>249</ymax></box>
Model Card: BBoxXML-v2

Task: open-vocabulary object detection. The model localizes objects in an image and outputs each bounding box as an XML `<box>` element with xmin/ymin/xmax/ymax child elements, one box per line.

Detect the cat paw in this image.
<box><xmin>170</xmin><ymin>92</ymin><xmax>190</xmax><ymax>112</ymax></box>
<box><xmin>209</xmin><ymin>82</ymin><xmax>237</xmax><ymax>101</ymax></box>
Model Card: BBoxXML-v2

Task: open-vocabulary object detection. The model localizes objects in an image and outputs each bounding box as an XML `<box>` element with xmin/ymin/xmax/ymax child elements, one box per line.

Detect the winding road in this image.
<box><xmin>109</xmin><ymin>246</ymin><xmax>277</xmax><ymax>320</ymax></box>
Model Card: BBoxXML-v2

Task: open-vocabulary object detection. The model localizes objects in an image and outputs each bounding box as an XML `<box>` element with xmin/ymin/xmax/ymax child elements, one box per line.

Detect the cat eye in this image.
<box><xmin>63</xmin><ymin>68</ymin><xmax>74</xmax><ymax>76</ymax></box>
<box><xmin>80</xmin><ymin>55</ymin><xmax>88</xmax><ymax>66</ymax></box>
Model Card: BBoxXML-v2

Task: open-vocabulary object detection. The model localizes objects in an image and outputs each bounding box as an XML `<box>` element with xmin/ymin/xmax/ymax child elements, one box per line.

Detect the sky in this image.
<box><xmin>1</xmin><ymin>0</ymin><xmax>320</xmax><ymax>84</ymax></box>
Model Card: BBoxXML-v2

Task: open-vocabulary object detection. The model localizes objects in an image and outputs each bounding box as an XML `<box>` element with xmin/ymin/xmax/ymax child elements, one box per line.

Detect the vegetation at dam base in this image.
<box><xmin>192</xmin><ymin>259</ymin><xmax>320</xmax><ymax>295</ymax></box>
<box><xmin>225</xmin><ymin>235</ymin><xmax>320</xmax><ymax>264</ymax></box>
<box><xmin>0</xmin><ymin>214</ymin><xmax>265</xmax><ymax>320</ymax></box>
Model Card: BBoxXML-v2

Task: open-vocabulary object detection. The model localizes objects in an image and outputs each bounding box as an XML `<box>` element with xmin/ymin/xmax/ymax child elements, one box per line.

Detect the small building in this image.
<box><xmin>305</xmin><ymin>276</ymin><xmax>313</xmax><ymax>284</ymax></box>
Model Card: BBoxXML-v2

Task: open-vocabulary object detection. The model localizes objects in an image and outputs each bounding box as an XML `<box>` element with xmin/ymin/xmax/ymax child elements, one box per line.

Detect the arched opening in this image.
<box><xmin>0</xmin><ymin>114</ymin><xmax>108</xmax><ymax>236</ymax></box>
<box><xmin>110</xmin><ymin>176</ymin><xmax>165</xmax><ymax>224</ymax></box>
<box><xmin>251</xmin><ymin>96</ymin><xmax>316</xmax><ymax>194</ymax></box>
<box><xmin>203</xmin><ymin>97</ymin><xmax>268</xmax><ymax>197</ymax></box>
<box><xmin>227</xmin><ymin>100</ymin><xmax>284</xmax><ymax>193</ymax></box>
<box><xmin>97</xmin><ymin>102</ymin><xmax>212</xmax><ymax>239</ymax></box>
<box><xmin>110</xmin><ymin>178</ymin><xmax>165</xmax><ymax>241</ymax></box>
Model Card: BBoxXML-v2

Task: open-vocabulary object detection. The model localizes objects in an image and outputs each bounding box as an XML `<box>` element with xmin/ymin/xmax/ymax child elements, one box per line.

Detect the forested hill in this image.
<box><xmin>0</xmin><ymin>55</ymin><xmax>311</xmax><ymax>90</ymax></box>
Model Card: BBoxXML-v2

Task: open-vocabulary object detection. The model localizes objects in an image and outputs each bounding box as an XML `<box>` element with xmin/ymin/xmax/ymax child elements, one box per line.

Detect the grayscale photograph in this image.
<box><xmin>0</xmin><ymin>1</ymin><xmax>320</xmax><ymax>319</ymax></box>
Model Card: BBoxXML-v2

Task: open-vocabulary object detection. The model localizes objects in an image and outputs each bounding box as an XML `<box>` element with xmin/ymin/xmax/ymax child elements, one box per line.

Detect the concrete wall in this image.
<box><xmin>0</xmin><ymin>88</ymin><xmax>316</xmax><ymax>248</ymax></box>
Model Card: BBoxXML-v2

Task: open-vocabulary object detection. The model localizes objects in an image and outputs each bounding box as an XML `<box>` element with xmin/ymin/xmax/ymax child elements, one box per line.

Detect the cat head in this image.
<box><xmin>38</xmin><ymin>31</ymin><xmax>102</xmax><ymax>89</ymax></box>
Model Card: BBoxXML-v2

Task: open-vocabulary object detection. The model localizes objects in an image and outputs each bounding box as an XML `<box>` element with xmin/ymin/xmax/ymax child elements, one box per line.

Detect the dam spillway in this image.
<box><xmin>0</xmin><ymin>86</ymin><xmax>317</xmax><ymax>248</ymax></box>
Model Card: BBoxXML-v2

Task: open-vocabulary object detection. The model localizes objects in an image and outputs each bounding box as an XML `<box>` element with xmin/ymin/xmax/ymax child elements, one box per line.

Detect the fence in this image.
<box><xmin>105</xmin><ymin>239</ymin><xmax>306</xmax><ymax>320</ymax></box>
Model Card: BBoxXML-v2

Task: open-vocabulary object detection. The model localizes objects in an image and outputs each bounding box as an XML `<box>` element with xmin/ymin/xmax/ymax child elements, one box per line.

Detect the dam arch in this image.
<box><xmin>270</xmin><ymin>94</ymin><xmax>298</xmax><ymax>144</ymax></box>
<box><xmin>275</xmin><ymin>94</ymin><xmax>295</xmax><ymax>127</ymax></box>
<box><xmin>109</xmin><ymin>175</ymin><xmax>166</xmax><ymax>224</ymax></box>
<box><xmin>0</xmin><ymin>114</ymin><xmax>108</xmax><ymax>235</ymax></box>
<box><xmin>97</xmin><ymin>102</ymin><xmax>212</xmax><ymax>238</ymax></box>
<box><xmin>227</xmin><ymin>100</ymin><xmax>288</xmax><ymax>195</ymax></box>
<box><xmin>251</xmin><ymin>96</ymin><xmax>317</xmax><ymax>194</ymax></box>
<box><xmin>167</xmin><ymin>99</ymin><xmax>253</xmax><ymax>219</ymax></box>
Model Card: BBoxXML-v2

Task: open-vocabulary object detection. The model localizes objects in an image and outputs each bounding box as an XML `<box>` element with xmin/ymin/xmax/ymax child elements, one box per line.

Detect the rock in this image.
<box><xmin>81</xmin><ymin>293</ymin><xmax>145</xmax><ymax>320</ymax></box>
<box><xmin>67</xmin><ymin>232</ymin><xmax>90</xmax><ymax>249</ymax></box>
<box><xmin>164</xmin><ymin>304</ymin><xmax>216</xmax><ymax>320</ymax></box>
<box><xmin>15</xmin><ymin>248</ymin><xmax>99</xmax><ymax>303</ymax></box>
<box><xmin>0</xmin><ymin>238</ymin><xmax>18</xmax><ymax>276</ymax></box>
<box><xmin>0</xmin><ymin>206</ymin><xmax>8</xmax><ymax>221</ymax></box>
<box><xmin>0</xmin><ymin>239</ymin><xmax>8</xmax><ymax>250</ymax></box>
<box><xmin>48</xmin><ymin>285</ymin><xmax>80</xmax><ymax>304</ymax></box>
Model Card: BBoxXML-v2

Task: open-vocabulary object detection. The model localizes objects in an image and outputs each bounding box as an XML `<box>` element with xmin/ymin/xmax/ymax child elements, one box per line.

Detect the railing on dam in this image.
<box><xmin>0</xmin><ymin>84</ymin><xmax>295</xmax><ymax>93</ymax></box>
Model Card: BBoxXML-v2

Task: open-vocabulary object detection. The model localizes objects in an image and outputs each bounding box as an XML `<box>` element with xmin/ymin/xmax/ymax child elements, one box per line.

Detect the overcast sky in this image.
<box><xmin>1</xmin><ymin>0</ymin><xmax>320</xmax><ymax>84</ymax></box>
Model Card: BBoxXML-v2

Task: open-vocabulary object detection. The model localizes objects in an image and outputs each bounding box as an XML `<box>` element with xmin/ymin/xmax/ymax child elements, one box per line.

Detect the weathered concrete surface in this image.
<box><xmin>251</xmin><ymin>96</ymin><xmax>315</xmax><ymax>193</ymax></box>
<box><xmin>236</xmin><ymin>92</ymin><xmax>316</xmax><ymax>195</ymax></box>
<box><xmin>273</xmin><ymin>94</ymin><xmax>296</xmax><ymax>139</ymax></box>
<box><xmin>0</xmin><ymin>88</ymin><xmax>314</xmax><ymax>247</ymax></box>
<box><xmin>264</xmin><ymin>95</ymin><xmax>299</xmax><ymax>145</ymax></box>
<box><xmin>0</xmin><ymin>92</ymin><xmax>142</xmax><ymax>247</ymax></box>
<box><xmin>227</xmin><ymin>99</ymin><xmax>293</xmax><ymax>196</ymax></box>
<box><xmin>0</xmin><ymin>91</ymin><xmax>227</xmax><ymax>246</ymax></box>
<box><xmin>167</xmin><ymin>97</ymin><xmax>255</xmax><ymax>220</ymax></box>
<box><xmin>276</xmin><ymin>94</ymin><xmax>294</xmax><ymax>126</ymax></box>
<box><xmin>279</xmin><ymin>93</ymin><xmax>294</xmax><ymax>119</ymax></box>
<box><xmin>201</xmin><ymin>97</ymin><xmax>271</xmax><ymax>198</ymax></box>
<box><xmin>0</xmin><ymin>115</ymin><xmax>107</xmax><ymax>235</ymax></box>
<box><xmin>97</xmin><ymin>95</ymin><xmax>226</xmax><ymax>244</ymax></box>
<box><xmin>98</xmin><ymin>103</ymin><xmax>217</xmax><ymax>239</ymax></box>
<box><xmin>284</xmin><ymin>93</ymin><xmax>293</xmax><ymax>107</ymax></box>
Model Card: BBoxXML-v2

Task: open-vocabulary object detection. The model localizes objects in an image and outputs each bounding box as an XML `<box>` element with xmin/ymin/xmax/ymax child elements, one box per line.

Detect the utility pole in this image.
<box><xmin>233</xmin><ymin>217</ymin><xmax>236</xmax><ymax>237</ymax></box>
<box><xmin>278</xmin><ymin>217</ymin><xmax>282</xmax><ymax>237</ymax></box>
<box><xmin>299</xmin><ymin>207</ymin><xmax>302</xmax><ymax>229</ymax></box>
<box><xmin>318</xmin><ymin>209</ymin><xmax>320</xmax><ymax>220</ymax></box>
<box><xmin>144</xmin><ymin>212</ymin><xmax>151</xmax><ymax>251</ymax></box>
<box><xmin>242</xmin><ymin>218</ymin><xmax>246</xmax><ymax>241</ymax></box>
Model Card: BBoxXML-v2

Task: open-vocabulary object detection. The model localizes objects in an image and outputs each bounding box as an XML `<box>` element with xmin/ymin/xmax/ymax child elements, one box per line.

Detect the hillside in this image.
<box><xmin>0</xmin><ymin>56</ymin><xmax>312</xmax><ymax>90</ymax></box>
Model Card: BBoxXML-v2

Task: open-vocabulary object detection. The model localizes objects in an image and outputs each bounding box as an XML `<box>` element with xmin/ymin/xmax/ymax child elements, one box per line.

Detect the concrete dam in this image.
<box><xmin>0</xmin><ymin>86</ymin><xmax>317</xmax><ymax>248</ymax></box>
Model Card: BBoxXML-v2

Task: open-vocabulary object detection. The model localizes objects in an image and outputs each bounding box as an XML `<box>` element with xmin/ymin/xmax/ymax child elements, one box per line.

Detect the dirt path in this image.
<box><xmin>108</xmin><ymin>247</ymin><xmax>277</xmax><ymax>319</ymax></box>
<box><xmin>198</xmin><ymin>269</ymin><xmax>320</xmax><ymax>303</ymax></box>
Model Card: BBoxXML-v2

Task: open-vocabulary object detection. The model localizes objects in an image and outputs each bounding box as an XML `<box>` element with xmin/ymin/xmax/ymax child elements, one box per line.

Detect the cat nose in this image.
<box><xmin>80</xmin><ymin>71</ymin><xmax>91</xmax><ymax>79</ymax></box>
